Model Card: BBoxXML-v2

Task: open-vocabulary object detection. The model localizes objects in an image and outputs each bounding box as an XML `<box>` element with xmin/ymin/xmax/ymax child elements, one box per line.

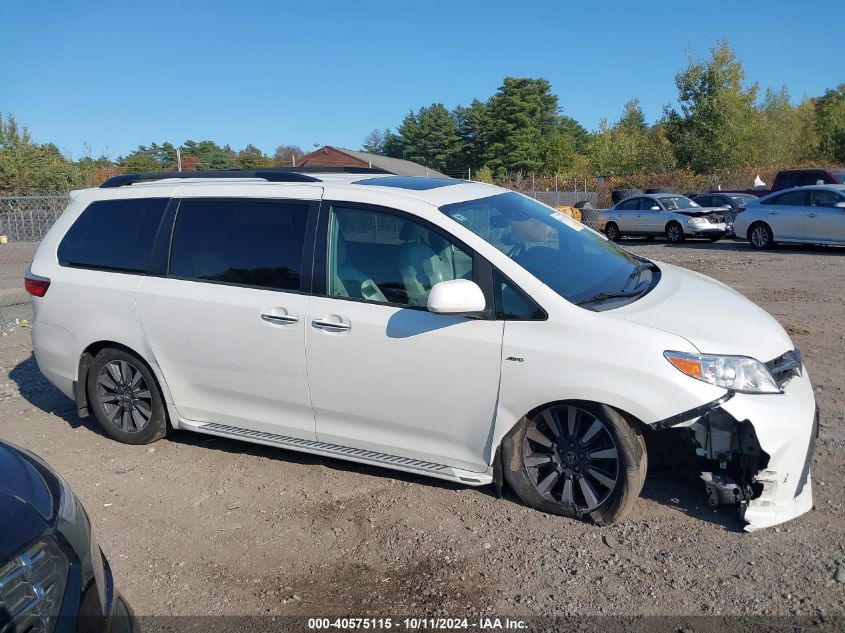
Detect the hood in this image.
<box><xmin>675</xmin><ymin>207</ymin><xmax>727</xmax><ymax>217</ymax></box>
<box><xmin>611</xmin><ymin>263</ymin><xmax>793</xmax><ymax>362</ymax></box>
<box><xmin>0</xmin><ymin>441</ymin><xmax>57</xmax><ymax>559</ymax></box>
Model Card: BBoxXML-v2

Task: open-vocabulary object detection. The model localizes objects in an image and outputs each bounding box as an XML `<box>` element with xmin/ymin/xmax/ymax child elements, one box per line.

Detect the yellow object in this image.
<box><xmin>553</xmin><ymin>206</ymin><xmax>582</xmax><ymax>222</ymax></box>
<box><xmin>0</xmin><ymin>235</ymin><xmax>8</xmax><ymax>244</ymax></box>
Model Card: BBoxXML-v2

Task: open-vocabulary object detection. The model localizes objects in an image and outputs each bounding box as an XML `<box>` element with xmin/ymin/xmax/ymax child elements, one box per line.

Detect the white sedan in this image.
<box><xmin>734</xmin><ymin>185</ymin><xmax>845</xmax><ymax>248</ymax></box>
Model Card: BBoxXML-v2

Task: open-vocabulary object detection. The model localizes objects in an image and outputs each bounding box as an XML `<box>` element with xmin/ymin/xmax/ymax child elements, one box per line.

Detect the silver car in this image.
<box><xmin>598</xmin><ymin>194</ymin><xmax>728</xmax><ymax>244</ymax></box>
<box><xmin>734</xmin><ymin>185</ymin><xmax>845</xmax><ymax>249</ymax></box>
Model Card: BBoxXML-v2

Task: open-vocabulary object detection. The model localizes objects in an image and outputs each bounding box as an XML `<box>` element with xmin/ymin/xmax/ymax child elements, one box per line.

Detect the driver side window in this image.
<box><xmin>327</xmin><ymin>206</ymin><xmax>473</xmax><ymax>308</ymax></box>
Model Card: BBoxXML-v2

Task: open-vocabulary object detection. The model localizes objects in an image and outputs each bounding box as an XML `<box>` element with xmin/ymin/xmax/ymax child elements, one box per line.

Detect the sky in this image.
<box><xmin>2</xmin><ymin>0</ymin><xmax>843</xmax><ymax>161</ymax></box>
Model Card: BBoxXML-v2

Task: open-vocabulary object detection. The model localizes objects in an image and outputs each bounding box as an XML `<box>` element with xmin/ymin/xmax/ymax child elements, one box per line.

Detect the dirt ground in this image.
<box><xmin>0</xmin><ymin>239</ymin><xmax>843</xmax><ymax>619</ymax></box>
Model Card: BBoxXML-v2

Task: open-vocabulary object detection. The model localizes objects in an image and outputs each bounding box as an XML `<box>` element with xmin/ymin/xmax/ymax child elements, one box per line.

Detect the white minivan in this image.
<box><xmin>27</xmin><ymin>169</ymin><xmax>818</xmax><ymax>530</ymax></box>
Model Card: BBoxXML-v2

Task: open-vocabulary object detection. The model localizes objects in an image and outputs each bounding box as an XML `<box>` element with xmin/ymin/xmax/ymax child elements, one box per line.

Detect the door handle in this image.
<box><xmin>769</xmin><ymin>211</ymin><xmax>779</xmax><ymax>215</ymax></box>
<box><xmin>807</xmin><ymin>213</ymin><xmax>817</xmax><ymax>218</ymax></box>
<box><xmin>261</xmin><ymin>313</ymin><xmax>298</xmax><ymax>325</ymax></box>
<box><xmin>312</xmin><ymin>319</ymin><xmax>351</xmax><ymax>332</ymax></box>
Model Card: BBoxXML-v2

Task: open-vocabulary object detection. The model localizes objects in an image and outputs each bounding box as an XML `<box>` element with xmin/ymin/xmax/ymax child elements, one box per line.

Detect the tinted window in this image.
<box><xmin>776</xmin><ymin>172</ymin><xmax>802</xmax><ymax>189</ymax></box>
<box><xmin>617</xmin><ymin>198</ymin><xmax>639</xmax><ymax>210</ymax></box>
<box><xmin>800</xmin><ymin>171</ymin><xmax>826</xmax><ymax>186</ymax></box>
<box><xmin>768</xmin><ymin>191</ymin><xmax>809</xmax><ymax>206</ymax></box>
<box><xmin>169</xmin><ymin>199</ymin><xmax>308</xmax><ymax>291</ymax></box>
<box><xmin>694</xmin><ymin>196</ymin><xmax>712</xmax><ymax>207</ymax></box>
<box><xmin>811</xmin><ymin>190</ymin><xmax>845</xmax><ymax>207</ymax></box>
<box><xmin>58</xmin><ymin>198</ymin><xmax>167</xmax><ymax>272</ymax></box>
<box><xmin>639</xmin><ymin>198</ymin><xmax>660</xmax><ymax>210</ymax></box>
<box><xmin>328</xmin><ymin>206</ymin><xmax>473</xmax><ymax>307</ymax></box>
<box><xmin>494</xmin><ymin>270</ymin><xmax>544</xmax><ymax>320</ymax></box>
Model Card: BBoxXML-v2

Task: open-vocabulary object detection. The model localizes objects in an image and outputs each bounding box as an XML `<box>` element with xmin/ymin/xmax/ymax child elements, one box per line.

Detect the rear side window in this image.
<box><xmin>617</xmin><ymin>198</ymin><xmax>639</xmax><ymax>210</ymax></box>
<box><xmin>775</xmin><ymin>172</ymin><xmax>801</xmax><ymax>189</ymax></box>
<box><xmin>58</xmin><ymin>198</ymin><xmax>167</xmax><ymax>272</ymax></box>
<box><xmin>169</xmin><ymin>199</ymin><xmax>308</xmax><ymax>291</ymax></box>
<box><xmin>767</xmin><ymin>191</ymin><xmax>809</xmax><ymax>206</ymax></box>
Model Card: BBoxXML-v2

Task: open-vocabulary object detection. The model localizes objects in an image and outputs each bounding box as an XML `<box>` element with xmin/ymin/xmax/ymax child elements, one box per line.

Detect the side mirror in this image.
<box><xmin>719</xmin><ymin>204</ymin><xmax>732</xmax><ymax>210</ymax></box>
<box><xmin>835</xmin><ymin>201</ymin><xmax>845</xmax><ymax>209</ymax></box>
<box><xmin>427</xmin><ymin>279</ymin><xmax>486</xmax><ymax>316</ymax></box>
<box><xmin>650</xmin><ymin>206</ymin><xmax>661</xmax><ymax>211</ymax></box>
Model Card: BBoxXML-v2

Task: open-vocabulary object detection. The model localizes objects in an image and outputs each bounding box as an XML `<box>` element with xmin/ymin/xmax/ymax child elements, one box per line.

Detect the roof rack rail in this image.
<box><xmin>99</xmin><ymin>166</ymin><xmax>390</xmax><ymax>188</ymax></box>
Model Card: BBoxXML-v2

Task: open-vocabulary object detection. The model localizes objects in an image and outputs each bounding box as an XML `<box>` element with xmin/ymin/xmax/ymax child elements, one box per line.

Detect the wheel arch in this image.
<box><xmin>75</xmin><ymin>340</ymin><xmax>173</xmax><ymax>419</ymax></box>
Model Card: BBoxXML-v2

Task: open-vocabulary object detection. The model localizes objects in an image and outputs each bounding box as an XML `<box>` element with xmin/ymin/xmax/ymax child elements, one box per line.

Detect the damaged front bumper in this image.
<box><xmin>654</xmin><ymin>367</ymin><xmax>817</xmax><ymax>531</ymax></box>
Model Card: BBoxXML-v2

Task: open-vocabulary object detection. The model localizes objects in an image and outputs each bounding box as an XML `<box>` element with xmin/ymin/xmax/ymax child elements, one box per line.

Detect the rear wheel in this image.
<box><xmin>604</xmin><ymin>222</ymin><xmax>621</xmax><ymax>242</ymax></box>
<box><xmin>665</xmin><ymin>221</ymin><xmax>685</xmax><ymax>244</ymax></box>
<box><xmin>502</xmin><ymin>403</ymin><xmax>646</xmax><ymax>525</ymax></box>
<box><xmin>749</xmin><ymin>222</ymin><xmax>773</xmax><ymax>249</ymax></box>
<box><xmin>87</xmin><ymin>348</ymin><xmax>168</xmax><ymax>445</ymax></box>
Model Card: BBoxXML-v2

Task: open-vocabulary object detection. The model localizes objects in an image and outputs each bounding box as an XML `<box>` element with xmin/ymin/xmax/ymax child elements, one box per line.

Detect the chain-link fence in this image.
<box><xmin>0</xmin><ymin>196</ymin><xmax>69</xmax><ymax>330</ymax></box>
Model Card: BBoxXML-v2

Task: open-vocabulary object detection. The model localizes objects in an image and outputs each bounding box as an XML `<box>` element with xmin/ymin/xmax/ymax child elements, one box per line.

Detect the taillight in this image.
<box><xmin>25</xmin><ymin>273</ymin><xmax>51</xmax><ymax>297</ymax></box>
<box><xmin>736</xmin><ymin>207</ymin><xmax>746</xmax><ymax>213</ymax></box>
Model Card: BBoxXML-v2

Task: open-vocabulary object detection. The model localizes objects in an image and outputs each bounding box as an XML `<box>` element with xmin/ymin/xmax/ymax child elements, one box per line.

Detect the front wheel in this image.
<box><xmin>604</xmin><ymin>222</ymin><xmax>621</xmax><ymax>242</ymax></box>
<box><xmin>501</xmin><ymin>403</ymin><xmax>646</xmax><ymax>525</ymax></box>
<box><xmin>665</xmin><ymin>222</ymin><xmax>685</xmax><ymax>244</ymax></box>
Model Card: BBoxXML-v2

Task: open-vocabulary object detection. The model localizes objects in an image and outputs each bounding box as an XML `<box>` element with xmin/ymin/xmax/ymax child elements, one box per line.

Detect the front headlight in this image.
<box><xmin>0</xmin><ymin>537</ymin><xmax>69</xmax><ymax>633</ymax></box>
<box><xmin>687</xmin><ymin>216</ymin><xmax>708</xmax><ymax>225</ymax></box>
<box><xmin>664</xmin><ymin>351</ymin><xmax>781</xmax><ymax>394</ymax></box>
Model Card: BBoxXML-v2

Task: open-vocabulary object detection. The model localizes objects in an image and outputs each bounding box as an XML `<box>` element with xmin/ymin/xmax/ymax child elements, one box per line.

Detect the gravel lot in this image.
<box><xmin>0</xmin><ymin>239</ymin><xmax>843</xmax><ymax>619</ymax></box>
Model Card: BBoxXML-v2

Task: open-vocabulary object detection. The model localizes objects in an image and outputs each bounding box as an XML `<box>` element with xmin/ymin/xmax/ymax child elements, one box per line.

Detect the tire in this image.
<box><xmin>573</xmin><ymin>200</ymin><xmax>593</xmax><ymax>210</ymax></box>
<box><xmin>748</xmin><ymin>222</ymin><xmax>773</xmax><ymax>249</ymax></box>
<box><xmin>502</xmin><ymin>403</ymin><xmax>647</xmax><ymax>526</ymax></box>
<box><xmin>87</xmin><ymin>348</ymin><xmax>169</xmax><ymax>445</ymax></box>
<box><xmin>645</xmin><ymin>187</ymin><xmax>675</xmax><ymax>194</ymax></box>
<box><xmin>604</xmin><ymin>222</ymin><xmax>621</xmax><ymax>242</ymax></box>
<box><xmin>611</xmin><ymin>189</ymin><xmax>643</xmax><ymax>205</ymax></box>
<box><xmin>665</xmin><ymin>221</ymin><xmax>685</xmax><ymax>244</ymax></box>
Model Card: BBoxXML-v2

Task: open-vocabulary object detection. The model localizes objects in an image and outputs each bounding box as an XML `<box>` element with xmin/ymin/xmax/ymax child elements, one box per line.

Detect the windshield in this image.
<box><xmin>728</xmin><ymin>194</ymin><xmax>755</xmax><ymax>205</ymax></box>
<box><xmin>832</xmin><ymin>171</ymin><xmax>845</xmax><ymax>184</ymax></box>
<box><xmin>440</xmin><ymin>192</ymin><xmax>656</xmax><ymax>307</ymax></box>
<box><xmin>658</xmin><ymin>196</ymin><xmax>699</xmax><ymax>210</ymax></box>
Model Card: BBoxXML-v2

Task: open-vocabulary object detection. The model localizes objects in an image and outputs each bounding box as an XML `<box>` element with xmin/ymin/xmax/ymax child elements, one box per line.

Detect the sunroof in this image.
<box><xmin>353</xmin><ymin>176</ymin><xmax>462</xmax><ymax>190</ymax></box>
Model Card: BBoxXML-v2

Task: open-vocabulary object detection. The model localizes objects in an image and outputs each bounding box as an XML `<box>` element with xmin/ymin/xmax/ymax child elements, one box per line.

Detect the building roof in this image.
<box><xmin>298</xmin><ymin>146</ymin><xmax>450</xmax><ymax>179</ymax></box>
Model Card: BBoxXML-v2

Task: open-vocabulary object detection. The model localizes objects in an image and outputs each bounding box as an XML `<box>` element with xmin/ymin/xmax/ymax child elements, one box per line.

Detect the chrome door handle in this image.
<box><xmin>311</xmin><ymin>319</ymin><xmax>351</xmax><ymax>332</ymax></box>
<box><xmin>261</xmin><ymin>313</ymin><xmax>298</xmax><ymax>325</ymax></box>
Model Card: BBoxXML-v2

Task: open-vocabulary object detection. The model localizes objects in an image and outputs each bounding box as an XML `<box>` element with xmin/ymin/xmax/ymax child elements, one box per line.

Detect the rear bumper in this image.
<box><xmin>719</xmin><ymin>369</ymin><xmax>817</xmax><ymax>531</ymax></box>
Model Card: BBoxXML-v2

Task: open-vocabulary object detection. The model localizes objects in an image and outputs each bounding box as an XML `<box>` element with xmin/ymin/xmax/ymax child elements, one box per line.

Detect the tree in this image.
<box><xmin>236</xmin><ymin>144</ymin><xmax>272</xmax><ymax>168</ymax></box>
<box><xmin>749</xmin><ymin>88</ymin><xmax>819</xmax><ymax>166</ymax></box>
<box><xmin>180</xmin><ymin>140</ymin><xmax>235</xmax><ymax>170</ymax></box>
<box><xmin>362</xmin><ymin>129</ymin><xmax>390</xmax><ymax>154</ymax></box>
<box><xmin>272</xmin><ymin>144</ymin><xmax>305</xmax><ymax>167</ymax></box>
<box><xmin>813</xmin><ymin>84</ymin><xmax>845</xmax><ymax>164</ymax></box>
<box><xmin>484</xmin><ymin>77</ymin><xmax>559</xmax><ymax>174</ymax></box>
<box><xmin>454</xmin><ymin>99</ymin><xmax>490</xmax><ymax>170</ymax></box>
<box><xmin>384</xmin><ymin>104</ymin><xmax>462</xmax><ymax>172</ymax></box>
<box><xmin>665</xmin><ymin>41</ymin><xmax>759</xmax><ymax>173</ymax></box>
<box><xmin>121</xmin><ymin>154</ymin><xmax>160</xmax><ymax>173</ymax></box>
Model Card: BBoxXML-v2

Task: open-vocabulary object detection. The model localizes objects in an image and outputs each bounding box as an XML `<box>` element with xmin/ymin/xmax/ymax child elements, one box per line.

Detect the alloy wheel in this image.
<box><xmin>666</xmin><ymin>224</ymin><xmax>682</xmax><ymax>243</ymax></box>
<box><xmin>522</xmin><ymin>405</ymin><xmax>619</xmax><ymax>512</ymax></box>
<box><xmin>605</xmin><ymin>224</ymin><xmax>618</xmax><ymax>241</ymax></box>
<box><xmin>96</xmin><ymin>360</ymin><xmax>153</xmax><ymax>433</ymax></box>
<box><xmin>750</xmin><ymin>225</ymin><xmax>769</xmax><ymax>248</ymax></box>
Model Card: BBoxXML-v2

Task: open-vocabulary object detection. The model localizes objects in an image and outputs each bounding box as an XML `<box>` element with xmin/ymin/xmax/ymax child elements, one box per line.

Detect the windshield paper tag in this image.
<box><xmin>550</xmin><ymin>212</ymin><xmax>584</xmax><ymax>231</ymax></box>
<box><xmin>452</xmin><ymin>213</ymin><xmax>469</xmax><ymax>223</ymax></box>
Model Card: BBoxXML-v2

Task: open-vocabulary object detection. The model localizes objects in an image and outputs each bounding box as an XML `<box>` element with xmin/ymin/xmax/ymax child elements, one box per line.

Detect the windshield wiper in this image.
<box><xmin>574</xmin><ymin>289</ymin><xmax>644</xmax><ymax>307</ymax></box>
<box><xmin>621</xmin><ymin>260</ymin><xmax>658</xmax><ymax>292</ymax></box>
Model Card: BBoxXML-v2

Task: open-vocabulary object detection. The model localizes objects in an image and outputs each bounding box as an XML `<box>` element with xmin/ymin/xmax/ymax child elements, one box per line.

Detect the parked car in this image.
<box><xmin>692</xmin><ymin>192</ymin><xmax>759</xmax><ymax>235</ymax></box>
<box><xmin>0</xmin><ymin>440</ymin><xmax>136</xmax><ymax>633</ymax></box>
<box><xmin>26</xmin><ymin>169</ymin><xmax>817</xmax><ymax>529</ymax></box>
<box><xmin>598</xmin><ymin>193</ymin><xmax>728</xmax><ymax>243</ymax></box>
<box><xmin>734</xmin><ymin>184</ymin><xmax>845</xmax><ymax>249</ymax></box>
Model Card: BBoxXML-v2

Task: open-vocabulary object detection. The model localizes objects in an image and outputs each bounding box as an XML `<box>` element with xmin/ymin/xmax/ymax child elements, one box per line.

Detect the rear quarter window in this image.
<box><xmin>58</xmin><ymin>198</ymin><xmax>168</xmax><ymax>272</ymax></box>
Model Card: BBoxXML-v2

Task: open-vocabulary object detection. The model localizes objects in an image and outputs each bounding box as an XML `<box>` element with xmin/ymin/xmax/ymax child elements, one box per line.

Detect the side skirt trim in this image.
<box><xmin>179</xmin><ymin>419</ymin><xmax>493</xmax><ymax>486</ymax></box>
